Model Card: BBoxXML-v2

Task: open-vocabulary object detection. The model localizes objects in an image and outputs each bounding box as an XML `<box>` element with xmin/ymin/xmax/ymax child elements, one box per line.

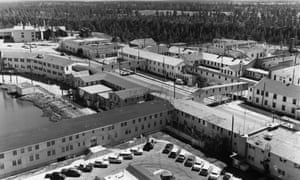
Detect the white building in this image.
<box><xmin>247</xmin><ymin>78</ymin><xmax>300</xmax><ymax>119</ymax></box>
<box><xmin>1</xmin><ymin>51</ymin><xmax>87</xmax><ymax>80</ymax></box>
<box><xmin>271</xmin><ymin>64</ymin><xmax>300</xmax><ymax>86</ymax></box>
<box><xmin>59</xmin><ymin>37</ymin><xmax>116</xmax><ymax>59</ymax></box>
<box><xmin>247</xmin><ymin>125</ymin><xmax>300</xmax><ymax>180</ymax></box>
<box><xmin>119</xmin><ymin>46</ymin><xmax>185</xmax><ymax>80</ymax></box>
<box><xmin>0</xmin><ymin>100</ymin><xmax>172</xmax><ymax>178</ymax></box>
<box><xmin>212</xmin><ymin>38</ymin><xmax>257</xmax><ymax>50</ymax></box>
<box><xmin>0</xmin><ymin>23</ymin><xmax>46</xmax><ymax>42</ymax></box>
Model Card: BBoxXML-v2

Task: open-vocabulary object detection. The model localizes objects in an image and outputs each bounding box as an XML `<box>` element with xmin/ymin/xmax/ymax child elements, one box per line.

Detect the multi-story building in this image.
<box><xmin>246</xmin><ymin>124</ymin><xmax>300</xmax><ymax>180</ymax></box>
<box><xmin>0</xmin><ymin>23</ymin><xmax>46</xmax><ymax>42</ymax></box>
<box><xmin>212</xmin><ymin>38</ymin><xmax>257</xmax><ymax>50</ymax></box>
<box><xmin>119</xmin><ymin>46</ymin><xmax>189</xmax><ymax>81</ymax></box>
<box><xmin>59</xmin><ymin>37</ymin><xmax>117</xmax><ymax>59</ymax></box>
<box><xmin>270</xmin><ymin>64</ymin><xmax>300</xmax><ymax>86</ymax></box>
<box><xmin>247</xmin><ymin>78</ymin><xmax>300</xmax><ymax>119</ymax></box>
<box><xmin>0</xmin><ymin>100</ymin><xmax>172</xmax><ymax>178</ymax></box>
<box><xmin>257</xmin><ymin>54</ymin><xmax>298</xmax><ymax>70</ymax></box>
<box><xmin>129</xmin><ymin>38</ymin><xmax>157</xmax><ymax>49</ymax></box>
<box><xmin>0</xmin><ymin>51</ymin><xmax>87</xmax><ymax>80</ymax></box>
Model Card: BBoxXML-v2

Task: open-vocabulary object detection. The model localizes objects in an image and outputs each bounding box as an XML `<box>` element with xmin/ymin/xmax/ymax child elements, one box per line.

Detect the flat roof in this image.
<box><xmin>201</xmin><ymin>82</ymin><xmax>248</xmax><ymax>91</ymax></box>
<box><xmin>78</xmin><ymin>72</ymin><xmax>143</xmax><ymax>89</ymax></box>
<box><xmin>97</xmin><ymin>92</ymin><xmax>110</xmax><ymax>99</ymax></box>
<box><xmin>1</xmin><ymin>51</ymin><xmax>75</xmax><ymax>66</ymax></box>
<box><xmin>79</xmin><ymin>84</ymin><xmax>112</xmax><ymax>94</ymax></box>
<box><xmin>121</xmin><ymin>46</ymin><xmax>184</xmax><ymax>67</ymax></box>
<box><xmin>114</xmin><ymin>87</ymin><xmax>150</xmax><ymax>100</ymax></box>
<box><xmin>246</xmin><ymin>68</ymin><xmax>269</xmax><ymax>75</ymax></box>
<box><xmin>201</xmin><ymin>52</ymin><xmax>250</xmax><ymax>66</ymax></box>
<box><xmin>247</xmin><ymin>126</ymin><xmax>300</xmax><ymax>165</ymax></box>
<box><xmin>173</xmin><ymin>99</ymin><xmax>267</xmax><ymax>135</ymax></box>
<box><xmin>0</xmin><ymin>100</ymin><xmax>172</xmax><ymax>153</ymax></box>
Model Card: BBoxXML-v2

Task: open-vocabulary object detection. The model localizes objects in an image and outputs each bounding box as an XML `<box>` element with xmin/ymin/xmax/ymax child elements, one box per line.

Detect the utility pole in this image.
<box><xmin>231</xmin><ymin>115</ymin><xmax>235</xmax><ymax>153</ymax></box>
<box><xmin>173</xmin><ymin>81</ymin><xmax>176</xmax><ymax>99</ymax></box>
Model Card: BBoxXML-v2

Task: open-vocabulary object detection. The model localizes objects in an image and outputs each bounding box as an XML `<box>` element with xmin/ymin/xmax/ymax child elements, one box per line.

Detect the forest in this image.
<box><xmin>0</xmin><ymin>1</ymin><xmax>300</xmax><ymax>45</ymax></box>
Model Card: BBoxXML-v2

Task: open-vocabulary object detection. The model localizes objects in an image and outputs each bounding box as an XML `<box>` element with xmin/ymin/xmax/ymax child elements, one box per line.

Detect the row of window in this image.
<box><xmin>252</xmin><ymin>88</ymin><xmax>297</xmax><ymax>104</ymax></box>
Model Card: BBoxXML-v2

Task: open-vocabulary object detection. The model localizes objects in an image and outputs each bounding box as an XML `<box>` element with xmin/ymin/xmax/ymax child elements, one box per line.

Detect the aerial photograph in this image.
<box><xmin>0</xmin><ymin>0</ymin><xmax>299</xmax><ymax>180</ymax></box>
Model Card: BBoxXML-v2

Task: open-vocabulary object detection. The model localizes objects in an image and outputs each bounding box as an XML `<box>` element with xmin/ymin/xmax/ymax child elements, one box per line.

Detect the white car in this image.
<box><xmin>191</xmin><ymin>158</ymin><xmax>203</xmax><ymax>171</ymax></box>
<box><xmin>208</xmin><ymin>166</ymin><xmax>222</xmax><ymax>180</ymax></box>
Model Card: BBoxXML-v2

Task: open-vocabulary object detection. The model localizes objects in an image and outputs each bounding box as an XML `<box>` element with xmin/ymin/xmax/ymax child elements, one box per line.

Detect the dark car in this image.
<box><xmin>143</xmin><ymin>142</ymin><xmax>154</xmax><ymax>151</ymax></box>
<box><xmin>130</xmin><ymin>147</ymin><xmax>143</xmax><ymax>156</ymax></box>
<box><xmin>77</xmin><ymin>164</ymin><xmax>93</xmax><ymax>172</ymax></box>
<box><xmin>184</xmin><ymin>155</ymin><xmax>195</xmax><ymax>167</ymax></box>
<box><xmin>94</xmin><ymin>161</ymin><xmax>108</xmax><ymax>168</ymax></box>
<box><xmin>123</xmin><ymin>154</ymin><xmax>133</xmax><ymax>160</ymax></box>
<box><xmin>168</xmin><ymin>148</ymin><xmax>180</xmax><ymax>159</ymax></box>
<box><xmin>61</xmin><ymin>168</ymin><xmax>81</xmax><ymax>177</ymax></box>
<box><xmin>45</xmin><ymin>172</ymin><xmax>66</xmax><ymax>180</ymax></box>
<box><xmin>162</xmin><ymin>143</ymin><xmax>174</xmax><ymax>154</ymax></box>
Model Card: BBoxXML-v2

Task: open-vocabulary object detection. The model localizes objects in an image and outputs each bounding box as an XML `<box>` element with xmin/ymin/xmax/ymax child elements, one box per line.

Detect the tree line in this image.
<box><xmin>0</xmin><ymin>1</ymin><xmax>300</xmax><ymax>45</ymax></box>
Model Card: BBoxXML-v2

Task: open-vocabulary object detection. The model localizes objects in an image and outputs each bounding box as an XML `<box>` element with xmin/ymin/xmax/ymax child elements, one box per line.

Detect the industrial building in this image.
<box><xmin>0</xmin><ymin>100</ymin><xmax>172</xmax><ymax>178</ymax></box>
<box><xmin>0</xmin><ymin>51</ymin><xmax>87</xmax><ymax>80</ymax></box>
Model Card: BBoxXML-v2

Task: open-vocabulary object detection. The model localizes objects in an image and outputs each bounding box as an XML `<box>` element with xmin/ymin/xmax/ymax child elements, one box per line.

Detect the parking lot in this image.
<box><xmin>22</xmin><ymin>138</ymin><xmax>240</xmax><ymax>180</ymax></box>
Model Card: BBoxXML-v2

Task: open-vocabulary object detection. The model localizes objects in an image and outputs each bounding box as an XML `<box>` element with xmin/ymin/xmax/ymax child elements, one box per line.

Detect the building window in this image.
<box><xmin>21</xmin><ymin>149</ymin><xmax>24</xmax><ymax>154</ymax></box>
<box><xmin>28</xmin><ymin>146</ymin><xmax>32</xmax><ymax>152</ymax></box>
<box><xmin>62</xmin><ymin>138</ymin><xmax>66</xmax><ymax>143</ymax></box>
<box><xmin>293</xmin><ymin>99</ymin><xmax>297</xmax><ymax>105</ymax></box>
<box><xmin>292</xmin><ymin>108</ymin><xmax>295</xmax><ymax>114</ymax></box>
<box><xmin>69</xmin><ymin>136</ymin><xmax>72</xmax><ymax>141</ymax></box>
<box><xmin>264</xmin><ymin>100</ymin><xmax>268</xmax><ymax>106</ymax></box>
<box><xmin>47</xmin><ymin>151</ymin><xmax>51</xmax><ymax>156</ymax></box>
<box><xmin>272</xmin><ymin>102</ymin><xmax>276</xmax><ymax>108</ymax></box>
<box><xmin>35</xmin><ymin>145</ymin><xmax>39</xmax><ymax>150</ymax></box>
<box><xmin>13</xmin><ymin>151</ymin><xmax>17</xmax><ymax>156</ymax></box>
<box><xmin>76</xmin><ymin>135</ymin><xmax>79</xmax><ymax>139</ymax></box>
<box><xmin>51</xmin><ymin>140</ymin><xmax>55</xmax><ymax>146</ymax></box>
<box><xmin>283</xmin><ymin>96</ymin><xmax>287</xmax><ymax>102</ymax></box>
<box><xmin>29</xmin><ymin>155</ymin><xmax>34</xmax><ymax>161</ymax></box>
<box><xmin>0</xmin><ymin>154</ymin><xmax>4</xmax><ymax>159</ymax></box>
<box><xmin>35</xmin><ymin>154</ymin><xmax>40</xmax><ymax>160</ymax></box>
<box><xmin>47</xmin><ymin>142</ymin><xmax>51</xmax><ymax>147</ymax></box>
<box><xmin>12</xmin><ymin>160</ymin><xmax>17</xmax><ymax>166</ymax></box>
<box><xmin>0</xmin><ymin>164</ymin><xmax>4</xmax><ymax>169</ymax></box>
<box><xmin>282</xmin><ymin>105</ymin><xmax>286</xmax><ymax>111</ymax></box>
<box><xmin>273</xmin><ymin>94</ymin><xmax>277</xmax><ymax>99</ymax></box>
<box><xmin>265</xmin><ymin>91</ymin><xmax>269</xmax><ymax>97</ymax></box>
<box><xmin>17</xmin><ymin>159</ymin><xmax>22</xmax><ymax>165</ymax></box>
<box><xmin>256</xmin><ymin>98</ymin><xmax>259</xmax><ymax>103</ymax></box>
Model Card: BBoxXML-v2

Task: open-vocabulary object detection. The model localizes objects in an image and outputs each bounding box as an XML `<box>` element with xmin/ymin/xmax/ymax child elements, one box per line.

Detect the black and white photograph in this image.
<box><xmin>0</xmin><ymin>0</ymin><xmax>299</xmax><ymax>179</ymax></box>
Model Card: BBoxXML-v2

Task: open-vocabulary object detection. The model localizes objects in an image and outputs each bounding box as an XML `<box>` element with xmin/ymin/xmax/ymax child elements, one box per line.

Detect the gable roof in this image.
<box><xmin>121</xmin><ymin>46</ymin><xmax>184</xmax><ymax>67</ymax></box>
<box><xmin>253</xmin><ymin>77</ymin><xmax>300</xmax><ymax>98</ymax></box>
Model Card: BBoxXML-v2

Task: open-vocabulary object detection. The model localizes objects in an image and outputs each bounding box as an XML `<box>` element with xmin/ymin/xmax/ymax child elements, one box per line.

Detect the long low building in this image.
<box><xmin>0</xmin><ymin>51</ymin><xmax>87</xmax><ymax>80</ymax></box>
<box><xmin>118</xmin><ymin>46</ymin><xmax>186</xmax><ymax>80</ymax></box>
<box><xmin>0</xmin><ymin>100</ymin><xmax>172</xmax><ymax>178</ymax></box>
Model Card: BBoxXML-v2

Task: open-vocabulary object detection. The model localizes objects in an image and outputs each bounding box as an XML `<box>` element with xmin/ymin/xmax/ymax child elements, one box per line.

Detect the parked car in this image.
<box><xmin>223</xmin><ymin>172</ymin><xmax>234</xmax><ymax>180</ymax></box>
<box><xmin>208</xmin><ymin>166</ymin><xmax>222</xmax><ymax>180</ymax></box>
<box><xmin>123</xmin><ymin>154</ymin><xmax>133</xmax><ymax>160</ymax></box>
<box><xmin>184</xmin><ymin>155</ymin><xmax>195</xmax><ymax>167</ymax></box>
<box><xmin>94</xmin><ymin>160</ymin><xmax>109</xmax><ymax>168</ymax></box>
<box><xmin>199</xmin><ymin>161</ymin><xmax>211</xmax><ymax>177</ymax></box>
<box><xmin>45</xmin><ymin>172</ymin><xmax>66</xmax><ymax>180</ymax></box>
<box><xmin>76</xmin><ymin>164</ymin><xmax>93</xmax><ymax>172</ymax></box>
<box><xmin>143</xmin><ymin>141</ymin><xmax>154</xmax><ymax>151</ymax></box>
<box><xmin>130</xmin><ymin>147</ymin><xmax>143</xmax><ymax>155</ymax></box>
<box><xmin>175</xmin><ymin>151</ymin><xmax>185</xmax><ymax>163</ymax></box>
<box><xmin>108</xmin><ymin>154</ymin><xmax>122</xmax><ymax>164</ymax></box>
<box><xmin>61</xmin><ymin>168</ymin><xmax>81</xmax><ymax>177</ymax></box>
<box><xmin>175</xmin><ymin>78</ymin><xmax>185</xmax><ymax>85</ymax></box>
<box><xmin>162</xmin><ymin>143</ymin><xmax>174</xmax><ymax>154</ymax></box>
<box><xmin>192</xmin><ymin>158</ymin><xmax>203</xmax><ymax>171</ymax></box>
<box><xmin>168</xmin><ymin>147</ymin><xmax>180</xmax><ymax>159</ymax></box>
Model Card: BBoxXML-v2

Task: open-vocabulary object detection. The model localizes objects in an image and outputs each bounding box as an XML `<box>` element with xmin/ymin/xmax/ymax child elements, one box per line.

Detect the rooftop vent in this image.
<box><xmin>36</xmin><ymin>54</ymin><xmax>43</xmax><ymax>59</ymax></box>
<box><xmin>264</xmin><ymin>133</ymin><xmax>273</xmax><ymax>141</ymax></box>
